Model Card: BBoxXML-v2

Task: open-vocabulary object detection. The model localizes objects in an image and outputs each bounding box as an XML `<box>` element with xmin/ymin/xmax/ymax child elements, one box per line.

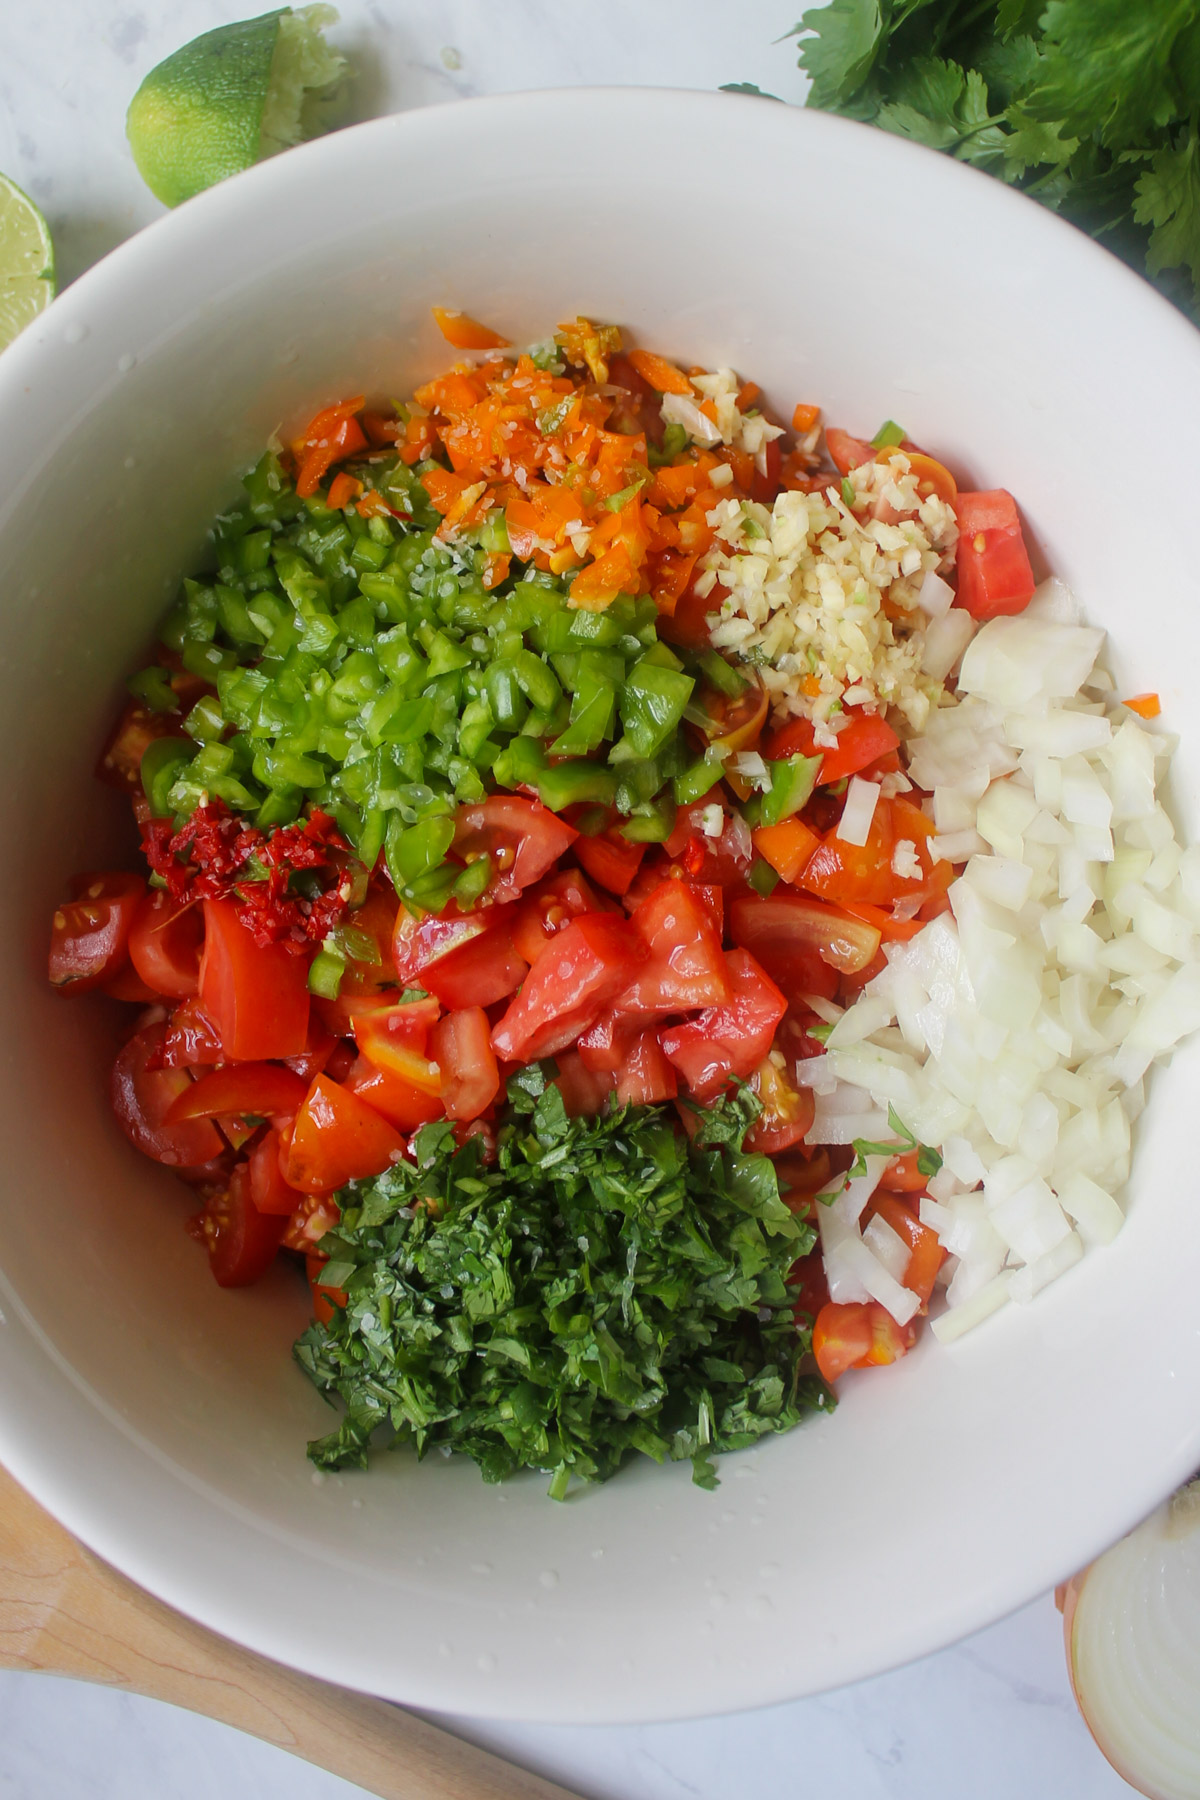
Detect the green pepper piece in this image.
<box><xmin>696</xmin><ymin>648</ymin><xmax>748</xmax><ymax>699</ymax></box>
<box><xmin>384</xmin><ymin>813</ymin><xmax>455</xmax><ymax>892</ymax></box>
<box><xmin>511</xmin><ymin>648</ymin><xmax>562</xmax><ymax>715</ymax></box>
<box><xmin>127</xmin><ymin>667</ymin><xmax>180</xmax><ymax>715</ymax></box>
<box><xmin>618</xmin><ymin>659</ymin><xmax>695</xmax><ymax>759</ymax></box>
<box><xmin>308</xmin><ymin>946</ymin><xmax>346</xmax><ymax>1000</ymax></box>
<box><xmin>550</xmin><ymin>683</ymin><xmax>615</xmax><ymax>757</ymax></box>
<box><xmin>673</xmin><ymin>750</ymin><xmax>726</xmax><ymax>806</ymax></box>
<box><xmin>619</xmin><ymin>794</ymin><xmax>677</xmax><ymax>843</ymax></box>
<box><xmin>537</xmin><ymin>760</ymin><xmax>619</xmax><ymax>812</ymax></box>
<box><xmin>484</xmin><ymin>661</ymin><xmax>529</xmax><ymax>731</ymax></box>
<box><xmin>140</xmin><ymin>737</ymin><xmax>195</xmax><ymax>817</ymax></box>
<box><xmin>255</xmin><ymin>788</ymin><xmax>303</xmax><ymax>829</ymax></box>
<box><xmin>760</xmin><ymin>754</ymin><xmax>822</xmax><ymax>827</ymax></box>
<box><xmin>452</xmin><ymin>853</ymin><xmax>493</xmax><ymax>909</ymax></box>
<box><xmin>181</xmin><ymin>640</ymin><xmax>239</xmax><ymax>681</ymax></box>
<box><xmin>184</xmin><ymin>695</ymin><xmax>226</xmax><ymax>745</ymax></box>
<box><xmin>215</xmin><ymin>583</ymin><xmax>267</xmax><ymax>648</ymax></box>
<box><xmin>746</xmin><ymin>855</ymin><xmax>781</xmax><ymax>897</ymax></box>
<box><xmin>647</xmin><ymin>421</ymin><xmax>688</xmax><ymax>467</ymax></box>
<box><xmin>457</xmin><ymin>696</ymin><xmax>496</xmax><ymax>763</ymax></box>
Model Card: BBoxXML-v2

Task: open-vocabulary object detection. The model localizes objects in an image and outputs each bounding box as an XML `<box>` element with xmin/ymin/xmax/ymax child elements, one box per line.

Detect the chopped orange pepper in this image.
<box><xmin>355</xmin><ymin>489</ymin><xmax>395</xmax><ymax>520</ymax></box>
<box><xmin>792</xmin><ymin>402</ymin><xmax>821</xmax><ymax>433</ymax></box>
<box><xmin>482</xmin><ymin>552</ymin><xmax>512</xmax><ymax>591</ymax></box>
<box><xmin>431</xmin><ymin>306</ymin><xmax>511</xmax><ymax>350</ymax></box>
<box><xmin>291</xmin><ymin>396</ymin><xmax>368</xmax><ymax>498</ymax></box>
<box><xmin>1123</xmin><ymin>692</ymin><xmax>1161</xmax><ymax>719</ymax></box>
<box><xmin>698</xmin><ymin>398</ymin><xmax>720</xmax><ymax>425</ymax></box>
<box><xmin>627</xmin><ymin>348</ymin><xmax>693</xmax><ymax>396</ymax></box>
<box><xmin>326</xmin><ymin>471</ymin><xmax>362</xmax><ymax>509</ymax></box>
<box><xmin>569</xmin><ymin>542</ymin><xmax>640</xmax><ymax>610</ymax></box>
<box><xmin>360</xmin><ymin>410</ymin><xmax>401</xmax><ymax>447</ymax></box>
<box><xmin>557</xmin><ymin>318</ymin><xmax>622</xmax><ymax>384</ymax></box>
<box><xmin>752</xmin><ymin>818</ymin><xmax>820</xmax><ymax>886</ymax></box>
<box><xmin>414</xmin><ymin>369</ymin><xmax>489</xmax><ymax>416</ymax></box>
<box><xmin>735</xmin><ymin>380</ymin><xmax>761</xmax><ymax>411</ymax></box>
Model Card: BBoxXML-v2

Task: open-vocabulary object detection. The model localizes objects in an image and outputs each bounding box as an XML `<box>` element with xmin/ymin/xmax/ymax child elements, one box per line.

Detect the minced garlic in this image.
<box><xmin>698</xmin><ymin>455</ymin><xmax>959</xmax><ymax>734</ymax></box>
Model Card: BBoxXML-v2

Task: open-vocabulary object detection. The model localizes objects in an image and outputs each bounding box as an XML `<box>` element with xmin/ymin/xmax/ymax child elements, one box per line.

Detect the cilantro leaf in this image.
<box><xmin>294</xmin><ymin>1091</ymin><xmax>827</xmax><ymax>1497</ymax></box>
<box><xmin>793</xmin><ymin>0</ymin><xmax>887</xmax><ymax>109</ymax></box>
<box><xmin>1027</xmin><ymin>0</ymin><xmax>1197</xmax><ymax>150</ymax></box>
<box><xmin>720</xmin><ymin>81</ymin><xmax>784</xmax><ymax>100</ymax></box>
<box><xmin>1133</xmin><ymin>126</ymin><xmax>1200</xmax><ymax>305</ymax></box>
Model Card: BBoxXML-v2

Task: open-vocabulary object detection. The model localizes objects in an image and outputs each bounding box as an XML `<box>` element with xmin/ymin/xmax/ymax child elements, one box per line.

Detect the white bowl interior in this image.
<box><xmin>1</xmin><ymin>90</ymin><xmax>1199</xmax><ymax>1723</ymax></box>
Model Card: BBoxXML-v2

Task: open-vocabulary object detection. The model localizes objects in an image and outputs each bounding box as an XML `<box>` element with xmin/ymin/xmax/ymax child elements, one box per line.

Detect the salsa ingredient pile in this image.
<box><xmin>48</xmin><ymin>309</ymin><xmax>1079</xmax><ymax>1494</ymax></box>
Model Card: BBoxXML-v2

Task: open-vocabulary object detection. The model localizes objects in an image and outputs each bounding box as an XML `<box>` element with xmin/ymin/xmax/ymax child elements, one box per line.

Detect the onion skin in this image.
<box><xmin>1061</xmin><ymin>1480</ymin><xmax>1200</xmax><ymax>1800</ymax></box>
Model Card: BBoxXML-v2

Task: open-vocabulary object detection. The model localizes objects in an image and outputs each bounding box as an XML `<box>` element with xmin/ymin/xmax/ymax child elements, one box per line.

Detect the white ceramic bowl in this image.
<box><xmin>1</xmin><ymin>89</ymin><xmax>1199</xmax><ymax>1725</ymax></box>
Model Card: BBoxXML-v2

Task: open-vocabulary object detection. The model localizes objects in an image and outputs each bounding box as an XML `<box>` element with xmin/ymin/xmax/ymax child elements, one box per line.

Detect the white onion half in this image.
<box><xmin>1062</xmin><ymin>1479</ymin><xmax>1200</xmax><ymax>1799</ymax></box>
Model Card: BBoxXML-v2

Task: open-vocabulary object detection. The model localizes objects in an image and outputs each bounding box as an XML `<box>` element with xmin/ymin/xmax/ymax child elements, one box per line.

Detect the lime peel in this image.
<box><xmin>0</xmin><ymin>173</ymin><xmax>55</xmax><ymax>353</ymax></box>
<box><xmin>126</xmin><ymin>5</ymin><xmax>348</xmax><ymax>209</ymax></box>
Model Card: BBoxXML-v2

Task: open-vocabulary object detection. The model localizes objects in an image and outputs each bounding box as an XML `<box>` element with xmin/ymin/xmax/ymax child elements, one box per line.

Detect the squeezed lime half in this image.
<box><xmin>0</xmin><ymin>172</ymin><xmax>55</xmax><ymax>352</ymax></box>
<box><xmin>126</xmin><ymin>4</ymin><xmax>348</xmax><ymax>208</ymax></box>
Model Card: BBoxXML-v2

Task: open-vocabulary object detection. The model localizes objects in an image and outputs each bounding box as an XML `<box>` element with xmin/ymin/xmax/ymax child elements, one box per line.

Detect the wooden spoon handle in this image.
<box><xmin>0</xmin><ymin>1464</ymin><xmax>578</xmax><ymax>1800</ymax></box>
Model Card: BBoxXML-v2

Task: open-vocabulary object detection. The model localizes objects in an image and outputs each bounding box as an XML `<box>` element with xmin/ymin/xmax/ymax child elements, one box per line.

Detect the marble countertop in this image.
<box><xmin>0</xmin><ymin>4</ymin><xmax>1135</xmax><ymax>1795</ymax></box>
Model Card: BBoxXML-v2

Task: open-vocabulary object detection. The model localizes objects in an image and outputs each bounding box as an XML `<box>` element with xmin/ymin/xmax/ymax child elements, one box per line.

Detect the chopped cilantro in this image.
<box><xmin>844</xmin><ymin>1104</ymin><xmax>941</xmax><ymax>1181</ymax></box>
<box><xmin>787</xmin><ymin>0</ymin><xmax>1200</xmax><ymax>319</ymax></box>
<box><xmin>294</xmin><ymin>1086</ymin><xmax>829</xmax><ymax>1496</ymax></box>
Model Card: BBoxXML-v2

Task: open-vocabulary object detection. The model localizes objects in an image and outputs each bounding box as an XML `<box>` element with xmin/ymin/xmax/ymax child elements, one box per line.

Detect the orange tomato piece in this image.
<box><xmin>285</xmin><ymin>1074</ymin><xmax>407</xmax><ymax>1192</ymax></box>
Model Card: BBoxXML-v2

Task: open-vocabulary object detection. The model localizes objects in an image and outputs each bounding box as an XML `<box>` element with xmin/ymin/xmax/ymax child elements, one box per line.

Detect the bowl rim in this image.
<box><xmin>2</xmin><ymin>83</ymin><xmax>1200</xmax><ymax>1724</ymax></box>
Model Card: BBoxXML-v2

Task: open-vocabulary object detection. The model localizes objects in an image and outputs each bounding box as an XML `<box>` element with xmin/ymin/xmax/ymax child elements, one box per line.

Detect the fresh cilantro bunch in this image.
<box><xmin>294</xmin><ymin>1076</ymin><xmax>829</xmax><ymax>1497</ymax></box>
<box><xmin>788</xmin><ymin>0</ymin><xmax>1200</xmax><ymax>318</ymax></box>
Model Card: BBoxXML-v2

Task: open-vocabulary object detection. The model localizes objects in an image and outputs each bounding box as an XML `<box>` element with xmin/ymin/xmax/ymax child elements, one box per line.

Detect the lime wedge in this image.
<box><xmin>0</xmin><ymin>173</ymin><xmax>55</xmax><ymax>352</ymax></box>
<box><xmin>126</xmin><ymin>5</ymin><xmax>348</xmax><ymax>209</ymax></box>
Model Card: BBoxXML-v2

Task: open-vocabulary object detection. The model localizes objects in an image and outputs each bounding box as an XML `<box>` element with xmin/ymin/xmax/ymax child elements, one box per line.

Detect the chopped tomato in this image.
<box><xmin>159</xmin><ymin>997</ymin><xmax>224</xmax><ymax>1068</ymax></box>
<box><xmin>430</xmin><ymin>1007</ymin><xmax>499</xmax><ymax>1122</ymax></box>
<box><xmin>660</xmin><ymin>948</ymin><xmax>787</xmax><ymax>1100</ymax></box>
<box><xmin>101</xmin><ymin>963</ymin><xmax>161</xmax><ymax>1003</ymax></box>
<box><xmin>745</xmin><ymin>1057</ymin><xmax>816</xmax><ymax>1155</ymax></box>
<box><xmin>789</xmin><ymin>1248</ymin><xmax>830</xmax><ymax>1321</ymax></box>
<box><xmin>491</xmin><ymin>914</ymin><xmax>649</xmax><ymax>1063</ymax></box>
<box><xmin>617</xmin><ymin>878</ymin><xmax>730</xmax><ymax>1016</ymax></box>
<box><xmin>615</xmin><ymin>1030</ymin><xmax>678</xmax><ymax>1107</ymax></box>
<box><xmin>283</xmin><ymin>1190</ymin><xmax>342</xmax><ymax>1253</ymax></box>
<box><xmin>865</xmin><ymin>1192</ymin><xmax>944</xmax><ymax>1308</ymax></box>
<box><xmin>336</xmin><ymin>882</ymin><xmax>400</xmax><ymax>997</ymax></box>
<box><xmin>199</xmin><ymin>897</ymin><xmax>310</xmax><ymax>1062</ymax></box>
<box><xmin>692</xmin><ymin>674</ymin><xmax>769</xmax><ymax>769</ymax></box>
<box><xmin>285</xmin><ymin>1073</ymin><xmax>406</xmax><ymax>1192</ymax></box>
<box><xmin>751</xmin><ymin>817</ymin><xmax>820</xmax><ymax>886</ymax></box>
<box><xmin>110</xmin><ymin>1022</ymin><xmax>224</xmax><ymax>1169</ymax></box>
<box><xmin>729</xmin><ymin>891</ymin><xmax>881</xmax><ymax>988</ymax></box>
<box><xmin>953</xmin><ymin>489</ymin><xmax>1036</xmax><ymax>619</ymax></box>
<box><xmin>510</xmin><ymin>867</ymin><xmax>607</xmax><ymax>965</ymax></box>
<box><xmin>799</xmin><ymin>795</ymin><xmax>948</xmax><ymax>911</ymax></box>
<box><xmin>553</xmin><ymin>1050</ymin><xmax>616</xmax><ymax>1117</ymax></box>
<box><xmin>452</xmin><ymin>797</ymin><xmax>578</xmax><ymax>904</ymax></box>
<box><xmin>96</xmin><ymin>700</ymin><xmax>186</xmax><ymax>792</ymax></box>
<box><xmin>127</xmin><ymin>889</ymin><xmax>204</xmax><ymax>999</ymax></box>
<box><xmin>572</xmin><ymin>828</ymin><xmax>646</xmax><ymax>897</ymax></box>
<box><xmin>248</xmin><ymin>1127</ymin><xmax>306</xmax><ymax>1216</ymax></box>
<box><xmin>824</xmin><ymin>428</ymin><xmax>875</xmax><ymax>475</ymax></box>
<box><xmin>165</xmin><ymin>1061</ymin><xmax>309</xmax><ymax>1124</ymax></box>
<box><xmin>307</xmin><ymin>1250</ymin><xmax>348</xmax><ymax>1325</ymax></box>
<box><xmin>880</xmin><ymin>448</ymin><xmax>956</xmax><ymax>507</ymax></box>
<box><xmin>761</xmin><ymin>709</ymin><xmax>899</xmax><ymax>785</ymax></box>
<box><xmin>189</xmin><ymin>1163</ymin><xmax>286</xmax><ymax>1287</ymax></box>
<box><xmin>575</xmin><ymin>1007</ymin><xmax>642</xmax><ymax>1074</ymax></box>
<box><xmin>49</xmin><ymin>870</ymin><xmax>145</xmax><ymax>993</ymax></box>
<box><xmin>811</xmin><ymin>1300</ymin><xmax>917</xmax><ymax>1384</ymax></box>
<box><xmin>283</xmin><ymin>1015</ymin><xmax>338</xmax><ymax>1083</ymax></box>
<box><xmin>343</xmin><ymin>1056</ymin><xmax>444</xmax><ymax>1132</ymax></box>
<box><xmin>352</xmin><ymin>1006</ymin><xmax>443</xmax><ymax>1093</ymax></box>
<box><xmin>881</xmin><ymin>1148</ymin><xmax>929</xmax><ymax>1192</ymax></box>
<box><xmin>395</xmin><ymin>914</ymin><xmax>528</xmax><ymax>1015</ymax></box>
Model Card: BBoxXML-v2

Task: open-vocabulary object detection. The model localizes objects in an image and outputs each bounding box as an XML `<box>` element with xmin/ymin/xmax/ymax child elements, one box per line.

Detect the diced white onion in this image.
<box><xmin>660</xmin><ymin>390</ymin><xmax>722</xmax><ymax>446</ymax></box>
<box><xmin>916</xmin><ymin>567</ymin><xmax>955</xmax><ymax>618</ymax></box>
<box><xmin>835</xmin><ymin>776</ymin><xmax>880</xmax><ymax>847</ymax></box>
